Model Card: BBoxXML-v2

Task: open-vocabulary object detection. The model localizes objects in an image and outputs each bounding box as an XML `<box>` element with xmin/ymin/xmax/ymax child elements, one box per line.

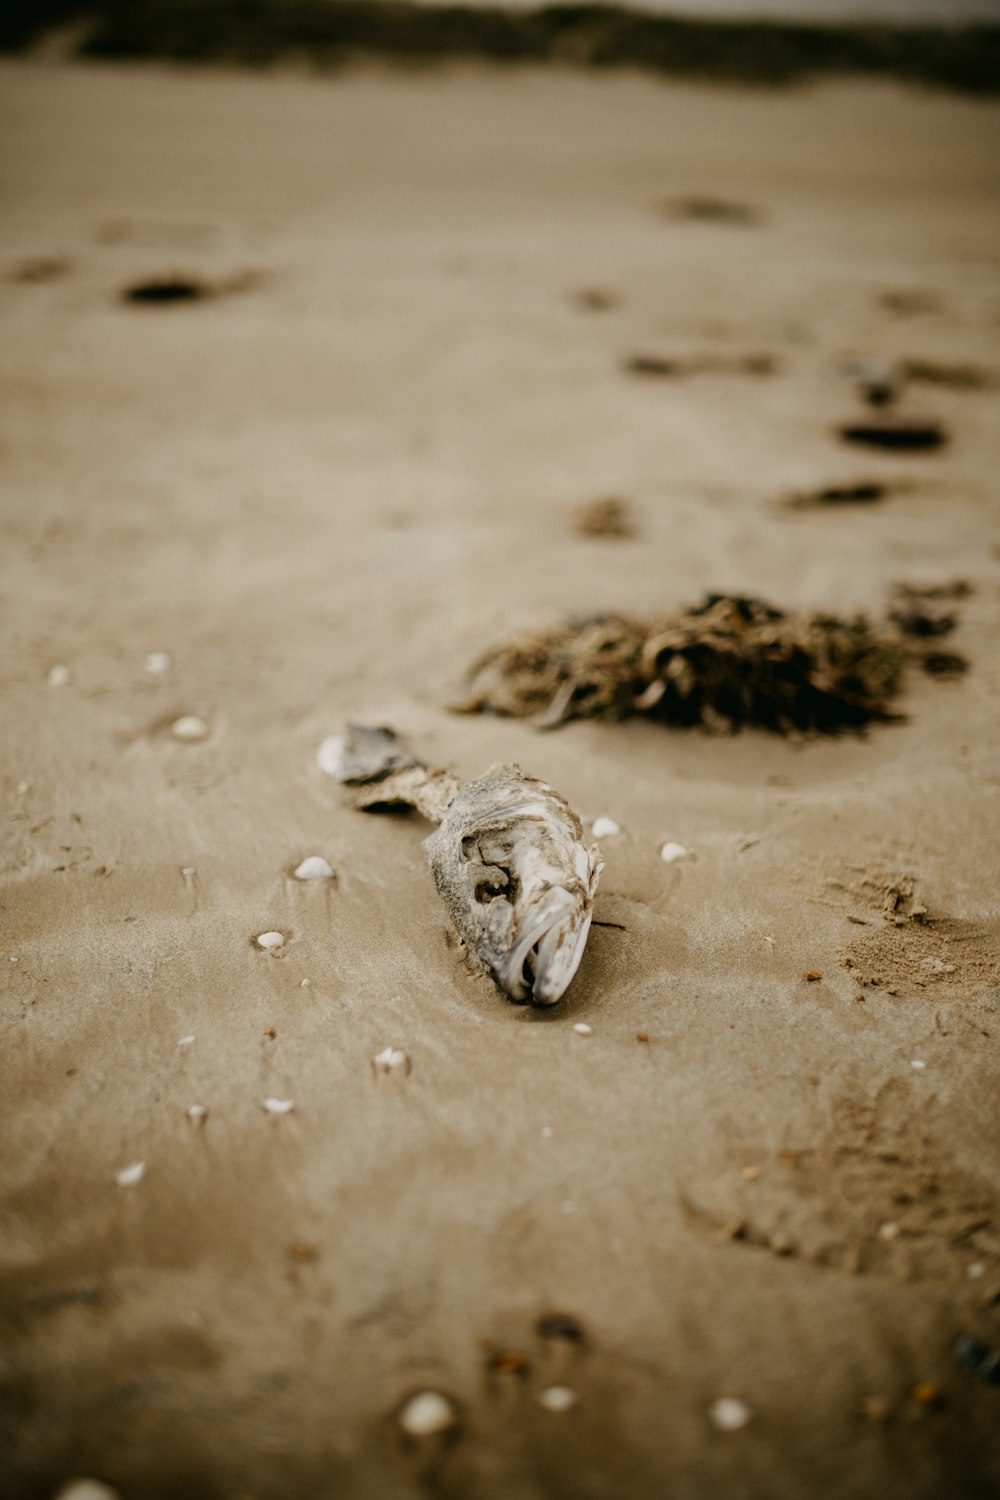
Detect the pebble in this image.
<box><xmin>573</xmin><ymin>1022</ymin><xmax>593</xmax><ymax>1036</ymax></box>
<box><xmin>878</xmin><ymin>1221</ymin><xmax>900</xmax><ymax>1242</ymax></box>
<box><xmin>397</xmin><ymin>1390</ymin><xmax>458</xmax><ymax>1437</ymax></box>
<box><xmin>144</xmin><ymin>651</ymin><xmax>171</xmax><ymax>674</ymax></box>
<box><xmin>590</xmin><ymin>817</ymin><xmax>621</xmax><ymax>839</ymax></box>
<box><xmin>53</xmin><ymin>1482</ymin><xmax>122</xmax><ymax>1500</ymax></box>
<box><xmin>911</xmin><ymin>1059</ymin><xmax>927</xmax><ymax>1072</ymax></box>
<box><xmin>115</xmin><ymin>1161</ymin><xmax>146</xmax><ymax>1188</ymax></box>
<box><xmin>181</xmin><ymin>866</ymin><xmax>195</xmax><ymax>878</ymax></box>
<box><xmin>256</xmin><ymin>931</ymin><xmax>285</xmax><ymax>951</ymax></box>
<box><xmin>967</xmin><ymin>1261</ymin><xmax>986</xmax><ymax>1280</ymax></box>
<box><xmin>186</xmin><ymin>1104</ymin><xmax>208</xmax><ymax>1123</ymax></box>
<box><xmin>373</xmin><ymin>1046</ymin><xmax>408</xmax><ymax>1072</ymax></box>
<box><xmin>316</xmin><ymin>736</ymin><xmax>346</xmax><ymax>776</ymax></box>
<box><xmin>709</xmin><ymin>1397</ymin><xmax>752</xmax><ymax>1432</ymax></box>
<box><xmin>262</xmin><ymin>1097</ymin><xmax>295</xmax><ymax>1115</ymax></box>
<box><xmin>660</xmin><ymin>841</ymin><xmax>690</xmax><ymax>864</ymax></box>
<box><xmin>293</xmin><ymin>855</ymin><xmax>334</xmax><ymax>881</ymax></box>
<box><xmin>178</xmin><ymin>1034</ymin><xmax>196</xmax><ymax>1048</ymax></box>
<box><xmin>47</xmin><ymin>664</ymin><xmax>72</xmax><ymax>687</ymax></box>
<box><xmin>300</xmin><ymin>978</ymin><xmax>311</xmax><ymax>988</ymax></box>
<box><xmin>170</xmin><ymin>715</ymin><xmax>208</xmax><ymax>742</ymax></box>
<box><xmin>537</xmin><ymin>1385</ymin><xmax>578</xmax><ymax>1413</ymax></box>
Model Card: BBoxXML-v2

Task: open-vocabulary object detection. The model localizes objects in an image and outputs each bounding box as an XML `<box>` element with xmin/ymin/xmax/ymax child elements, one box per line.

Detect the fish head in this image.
<box><xmin>424</xmin><ymin>766</ymin><xmax>603</xmax><ymax>1007</ymax></box>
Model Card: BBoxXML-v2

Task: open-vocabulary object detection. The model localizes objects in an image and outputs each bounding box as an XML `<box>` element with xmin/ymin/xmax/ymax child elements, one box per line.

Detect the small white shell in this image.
<box><xmin>144</xmin><ymin>651</ymin><xmax>171</xmax><ymax>674</ymax></box>
<box><xmin>660</xmin><ymin>841</ymin><xmax>690</xmax><ymax>864</ymax></box>
<box><xmin>590</xmin><ymin>817</ymin><xmax>621</xmax><ymax>839</ymax></box>
<box><xmin>170</xmin><ymin>715</ymin><xmax>208</xmax><ymax>742</ymax></box>
<box><xmin>186</xmin><ymin>1104</ymin><xmax>209</xmax><ymax>1122</ymax></box>
<box><xmin>537</xmin><ymin>1386</ymin><xmax>578</xmax><ymax>1412</ymax></box>
<box><xmin>256</xmin><ymin>931</ymin><xmax>285</xmax><ymax>950</ymax></box>
<box><xmin>317</xmin><ymin>735</ymin><xmax>347</xmax><ymax>775</ymax></box>
<box><xmin>709</xmin><ymin>1397</ymin><xmax>752</xmax><ymax>1432</ymax></box>
<box><xmin>48</xmin><ymin>663</ymin><xmax>72</xmax><ymax>687</ymax></box>
<box><xmin>115</xmin><ymin>1161</ymin><xmax>146</xmax><ymax>1187</ymax></box>
<box><xmin>398</xmin><ymin>1390</ymin><xmax>457</xmax><ymax>1437</ymax></box>
<box><xmin>293</xmin><ymin>855</ymin><xmax>334</xmax><ymax>881</ymax></box>
<box><xmin>262</xmin><ymin>1097</ymin><xmax>295</xmax><ymax>1114</ymax></box>
<box><xmin>573</xmin><ymin>1023</ymin><xmax>593</xmax><ymax>1036</ymax></box>
<box><xmin>373</xmin><ymin>1046</ymin><xmax>408</xmax><ymax>1072</ymax></box>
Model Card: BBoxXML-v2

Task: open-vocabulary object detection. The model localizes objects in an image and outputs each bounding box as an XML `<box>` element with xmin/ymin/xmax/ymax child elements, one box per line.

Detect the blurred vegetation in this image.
<box><xmin>2</xmin><ymin>0</ymin><xmax>999</xmax><ymax>93</ymax></box>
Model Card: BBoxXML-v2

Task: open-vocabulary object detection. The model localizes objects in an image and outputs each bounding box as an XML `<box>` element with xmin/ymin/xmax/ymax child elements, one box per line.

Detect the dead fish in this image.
<box><xmin>324</xmin><ymin>726</ymin><xmax>602</xmax><ymax>1006</ymax></box>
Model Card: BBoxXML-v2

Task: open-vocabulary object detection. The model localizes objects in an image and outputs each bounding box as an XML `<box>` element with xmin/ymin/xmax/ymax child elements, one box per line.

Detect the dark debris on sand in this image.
<box><xmin>573</xmin><ymin>497</ymin><xmax>635</xmax><ymax>538</ymax></box>
<box><xmin>455</xmin><ymin>592</ymin><xmax>969</xmax><ymax>736</ymax></box>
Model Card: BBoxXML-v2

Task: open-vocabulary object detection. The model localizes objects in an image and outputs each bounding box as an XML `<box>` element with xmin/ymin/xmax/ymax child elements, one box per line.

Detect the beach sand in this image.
<box><xmin>1</xmin><ymin>58</ymin><xmax>999</xmax><ymax>1499</ymax></box>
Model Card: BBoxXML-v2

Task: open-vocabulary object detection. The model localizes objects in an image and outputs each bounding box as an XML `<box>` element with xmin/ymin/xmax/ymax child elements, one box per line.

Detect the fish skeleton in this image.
<box><xmin>322</xmin><ymin>725</ymin><xmax>602</xmax><ymax>1006</ymax></box>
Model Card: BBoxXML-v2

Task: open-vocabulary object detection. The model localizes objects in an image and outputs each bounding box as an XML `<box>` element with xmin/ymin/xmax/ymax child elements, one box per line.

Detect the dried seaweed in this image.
<box><xmin>456</xmin><ymin>592</ymin><xmax>967</xmax><ymax>737</ymax></box>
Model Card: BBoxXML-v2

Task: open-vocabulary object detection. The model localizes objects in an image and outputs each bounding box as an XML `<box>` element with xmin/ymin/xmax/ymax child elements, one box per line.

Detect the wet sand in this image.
<box><xmin>1</xmin><ymin>59</ymin><xmax>999</xmax><ymax>1500</ymax></box>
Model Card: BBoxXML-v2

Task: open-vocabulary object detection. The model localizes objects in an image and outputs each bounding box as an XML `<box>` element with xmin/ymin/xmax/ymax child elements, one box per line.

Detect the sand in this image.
<box><xmin>1</xmin><ymin>57</ymin><xmax>999</xmax><ymax>1500</ymax></box>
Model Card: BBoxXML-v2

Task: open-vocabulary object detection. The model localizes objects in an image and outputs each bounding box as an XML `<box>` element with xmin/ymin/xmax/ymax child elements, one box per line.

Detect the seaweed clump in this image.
<box><xmin>456</xmin><ymin>593</ymin><xmax>963</xmax><ymax>737</ymax></box>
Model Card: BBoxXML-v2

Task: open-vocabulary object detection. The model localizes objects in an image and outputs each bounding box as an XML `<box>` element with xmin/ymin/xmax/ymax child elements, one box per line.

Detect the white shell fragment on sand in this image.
<box><xmin>186</xmin><ymin>1104</ymin><xmax>208</xmax><ymax>1123</ymax></box>
<box><xmin>590</xmin><ymin>817</ymin><xmax>621</xmax><ymax>839</ymax></box>
<box><xmin>317</xmin><ymin>736</ymin><xmax>347</xmax><ymax>776</ymax></box>
<box><xmin>660</xmin><ymin>841</ymin><xmax>690</xmax><ymax>864</ymax></box>
<box><xmin>911</xmin><ymin>1059</ymin><xmax>926</xmax><ymax>1071</ymax></box>
<box><xmin>373</xmin><ymin>1046</ymin><xmax>408</xmax><ymax>1072</ymax></box>
<box><xmin>115</xmin><ymin>1161</ymin><xmax>146</xmax><ymax>1187</ymax></box>
<box><xmin>144</xmin><ymin>651</ymin><xmax>171</xmax><ymax>674</ymax></box>
<box><xmin>262</xmin><ymin>1097</ymin><xmax>295</xmax><ymax>1114</ymax></box>
<box><xmin>293</xmin><ymin>855</ymin><xmax>334</xmax><ymax>881</ymax></box>
<box><xmin>47</xmin><ymin>663</ymin><xmax>72</xmax><ymax>687</ymax></box>
<box><xmin>53</xmin><ymin>1481</ymin><xmax>123</xmax><ymax>1500</ymax></box>
<box><xmin>170</xmin><ymin>715</ymin><xmax>208</xmax><ymax>742</ymax></box>
<box><xmin>709</xmin><ymin>1397</ymin><xmax>752</xmax><ymax>1432</ymax></box>
<box><xmin>178</xmin><ymin>1034</ymin><xmax>196</xmax><ymax>1048</ymax></box>
<box><xmin>398</xmin><ymin>1390</ymin><xmax>458</xmax><ymax>1437</ymax></box>
<box><xmin>256</xmin><ymin>931</ymin><xmax>285</xmax><ymax>950</ymax></box>
<box><xmin>573</xmin><ymin>1023</ymin><xmax>593</xmax><ymax>1036</ymax></box>
<box><xmin>537</xmin><ymin>1385</ymin><xmax>578</xmax><ymax>1413</ymax></box>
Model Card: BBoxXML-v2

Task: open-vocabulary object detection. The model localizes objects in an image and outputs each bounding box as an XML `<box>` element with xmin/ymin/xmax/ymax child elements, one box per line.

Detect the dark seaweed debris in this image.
<box><xmin>3</xmin><ymin>4</ymin><xmax>999</xmax><ymax>96</ymax></box>
<box><xmin>574</xmin><ymin>497</ymin><xmax>634</xmax><ymax>538</ymax></box>
<box><xmin>839</xmin><ymin>419</ymin><xmax>947</xmax><ymax>452</ymax></box>
<box><xmin>456</xmin><ymin>592</ymin><xmax>967</xmax><ymax>737</ymax></box>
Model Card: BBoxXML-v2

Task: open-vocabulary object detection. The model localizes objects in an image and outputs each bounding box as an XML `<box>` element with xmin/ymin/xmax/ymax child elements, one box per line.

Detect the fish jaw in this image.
<box><xmin>424</xmin><ymin>765</ymin><xmax>603</xmax><ymax>1007</ymax></box>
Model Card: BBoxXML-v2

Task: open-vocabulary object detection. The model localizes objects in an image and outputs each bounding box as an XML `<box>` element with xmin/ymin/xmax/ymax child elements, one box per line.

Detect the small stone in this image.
<box><xmin>591</xmin><ymin>817</ymin><xmax>621</xmax><ymax>839</ymax></box>
<box><xmin>636</xmin><ymin>1031</ymin><xmax>650</xmax><ymax>1043</ymax></box>
<box><xmin>178</xmin><ymin>1034</ymin><xmax>196</xmax><ymax>1048</ymax></box>
<box><xmin>660</xmin><ymin>841</ymin><xmax>690</xmax><ymax>864</ymax></box>
<box><xmin>537</xmin><ymin>1385</ymin><xmax>578</xmax><ymax>1413</ymax></box>
<box><xmin>316</xmin><ymin>736</ymin><xmax>347</xmax><ymax>776</ymax></box>
<box><xmin>170</xmin><ymin>715</ymin><xmax>208</xmax><ymax>742</ymax></box>
<box><xmin>910</xmin><ymin>1382</ymin><xmax>944</xmax><ymax>1409</ymax></box>
<box><xmin>878</xmin><ymin>1221</ymin><xmax>900</xmax><ymax>1241</ymax></box>
<box><xmin>293</xmin><ymin>855</ymin><xmax>334</xmax><ymax>881</ymax></box>
<box><xmin>573</xmin><ymin>1023</ymin><xmax>593</xmax><ymax>1036</ymax></box>
<box><xmin>805</xmin><ymin>970</ymin><xmax>822</xmax><ymax>982</ymax></box>
<box><xmin>398</xmin><ymin>1390</ymin><xmax>458</xmax><ymax>1437</ymax></box>
<box><xmin>709</xmin><ymin>1397</ymin><xmax>752</xmax><ymax>1432</ymax></box>
<box><xmin>144</xmin><ymin>651</ymin><xmax>171</xmax><ymax>674</ymax></box>
<box><xmin>262</xmin><ymin>1097</ymin><xmax>295</xmax><ymax>1115</ymax></box>
<box><xmin>186</xmin><ymin>1104</ymin><xmax>208</xmax><ymax>1123</ymax></box>
<box><xmin>256</xmin><ymin>931</ymin><xmax>285</xmax><ymax>951</ymax></box>
<box><xmin>53</xmin><ymin>1482</ymin><xmax>123</xmax><ymax>1500</ymax></box>
<box><xmin>262</xmin><ymin>1027</ymin><xmax>277</xmax><ymax>1039</ymax></box>
<box><xmin>967</xmin><ymin>1262</ymin><xmax>986</xmax><ymax>1280</ymax></box>
<box><xmin>300</xmin><ymin>978</ymin><xmax>311</xmax><ymax>987</ymax></box>
<box><xmin>47</xmin><ymin>664</ymin><xmax>72</xmax><ymax>687</ymax></box>
<box><xmin>911</xmin><ymin>1059</ymin><xmax>927</xmax><ymax>1072</ymax></box>
<box><xmin>373</xmin><ymin>1046</ymin><xmax>408</xmax><ymax>1073</ymax></box>
<box><xmin>115</xmin><ymin>1161</ymin><xmax>146</xmax><ymax>1187</ymax></box>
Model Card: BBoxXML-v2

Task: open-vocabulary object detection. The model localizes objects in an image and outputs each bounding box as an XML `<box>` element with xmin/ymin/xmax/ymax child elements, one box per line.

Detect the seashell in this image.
<box><xmin>115</xmin><ymin>1161</ymin><xmax>145</xmax><ymax>1187</ymax></box>
<box><xmin>170</xmin><ymin>715</ymin><xmax>208</xmax><ymax>742</ymax></box>
<box><xmin>327</xmin><ymin>726</ymin><xmax>601</xmax><ymax>1007</ymax></box>
<box><xmin>255</xmin><ymin>931</ymin><xmax>285</xmax><ymax>950</ymax></box>
<box><xmin>262</xmin><ymin>1097</ymin><xmax>294</xmax><ymax>1114</ymax></box>
<box><xmin>397</xmin><ymin>1389</ymin><xmax>458</xmax><ymax>1437</ymax></box>
<box><xmin>293</xmin><ymin>855</ymin><xmax>334</xmax><ymax>881</ymax></box>
<box><xmin>537</xmin><ymin>1385</ymin><xmax>578</xmax><ymax>1412</ymax></box>
<box><xmin>708</xmin><ymin>1397</ymin><xmax>752</xmax><ymax>1432</ymax></box>
<box><xmin>590</xmin><ymin>817</ymin><xmax>620</xmax><ymax>839</ymax></box>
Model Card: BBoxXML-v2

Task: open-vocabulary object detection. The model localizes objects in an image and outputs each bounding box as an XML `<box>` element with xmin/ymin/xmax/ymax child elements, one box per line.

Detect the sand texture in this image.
<box><xmin>1</xmin><ymin>59</ymin><xmax>999</xmax><ymax>1500</ymax></box>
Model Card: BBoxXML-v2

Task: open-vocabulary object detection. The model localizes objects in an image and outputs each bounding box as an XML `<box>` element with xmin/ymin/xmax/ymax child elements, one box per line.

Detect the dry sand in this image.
<box><xmin>1</xmin><ymin>57</ymin><xmax>999</xmax><ymax>1500</ymax></box>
